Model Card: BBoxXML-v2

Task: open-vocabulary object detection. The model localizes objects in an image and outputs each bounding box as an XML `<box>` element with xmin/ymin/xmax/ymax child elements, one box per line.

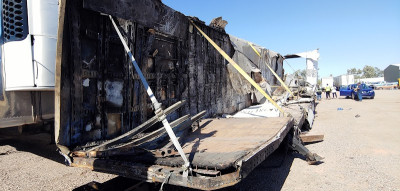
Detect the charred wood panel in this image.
<box><xmin>59</xmin><ymin>0</ymin><xmax>251</xmax><ymax>147</ymax></box>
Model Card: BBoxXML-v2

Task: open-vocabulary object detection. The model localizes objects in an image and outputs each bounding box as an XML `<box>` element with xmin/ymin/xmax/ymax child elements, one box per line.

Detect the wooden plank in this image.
<box><xmin>300</xmin><ymin>134</ymin><xmax>324</xmax><ymax>143</ymax></box>
<box><xmin>54</xmin><ymin>0</ymin><xmax>68</xmax><ymax>146</ymax></box>
<box><xmin>153</xmin><ymin>117</ymin><xmax>293</xmax><ymax>169</ymax></box>
<box><xmin>182</xmin><ymin>117</ymin><xmax>291</xmax><ymax>153</ymax></box>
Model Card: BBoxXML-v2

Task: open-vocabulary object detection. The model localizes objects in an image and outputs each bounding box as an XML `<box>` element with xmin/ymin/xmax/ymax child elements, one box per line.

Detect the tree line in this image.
<box><xmin>292</xmin><ymin>65</ymin><xmax>383</xmax><ymax>81</ymax></box>
<box><xmin>347</xmin><ymin>65</ymin><xmax>383</xmax><ymax>79</ymax></box>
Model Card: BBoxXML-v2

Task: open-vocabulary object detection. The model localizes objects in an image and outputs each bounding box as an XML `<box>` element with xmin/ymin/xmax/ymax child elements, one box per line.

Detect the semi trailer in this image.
<box><xmin>1</xmin><ymin>0</ymin><xmax>322</xmax><ymax>190</ymax></box>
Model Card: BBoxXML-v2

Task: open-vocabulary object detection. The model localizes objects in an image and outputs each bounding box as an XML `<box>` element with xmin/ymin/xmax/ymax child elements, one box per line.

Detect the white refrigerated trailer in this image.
<box><xmin>0</xmin><ymin>0</ymin><xmax>58</xmax><ymax>128</ymax></box>
<box><xmin>321</xmin><ymin>77</ymin><xmax>333</xmax><ymax>88</ymax></box>
<box><xmin>333</xmin><ymin>74</ymin><xmax>354</xmax><ymax>87</ymax></box>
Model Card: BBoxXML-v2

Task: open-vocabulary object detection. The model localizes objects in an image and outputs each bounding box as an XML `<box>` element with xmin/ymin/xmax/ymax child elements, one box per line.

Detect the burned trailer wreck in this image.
<box><xmin>55</xmin><ymin>0</ymin><xmax>321</xmax><ymax>190</ymax></box>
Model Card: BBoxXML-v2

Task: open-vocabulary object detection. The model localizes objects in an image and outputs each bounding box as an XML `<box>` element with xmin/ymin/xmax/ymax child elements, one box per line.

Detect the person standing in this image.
<box><xmin>331</xmin><ymin>86</ymin><xmax>337</xmax><ymax>98</ymax></box>
<box><xmin>357</xmin><ymin>82</ymin><xmax>363</xmax><ymax>102</ymax></box>
<box><xmin>325</xmin><ymin>84</ymin><xmax>331</xmax><ymax>99</ymax></box>
<box><xmin>316</xmin><ymin>87</ymin><xmax>322</xmax><ymax>101</ymax></box>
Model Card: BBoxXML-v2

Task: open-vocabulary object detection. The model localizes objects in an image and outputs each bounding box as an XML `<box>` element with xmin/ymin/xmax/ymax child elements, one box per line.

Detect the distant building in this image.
<box><xmin>334</xmin><ymin>74</ymin><xmax>354</xmax><ymax>87</ymax></box>
<box><xmin>384</xmin><ymin>64</ymin><xmax>400</xmax><ymax>82</ymax></box>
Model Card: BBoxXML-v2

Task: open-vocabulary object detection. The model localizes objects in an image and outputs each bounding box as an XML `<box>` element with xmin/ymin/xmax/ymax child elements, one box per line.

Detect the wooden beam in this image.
<box><xmin>300</xmin><ymin>134</ymin><xmax>324</xmax><ymax>143</ymax></box>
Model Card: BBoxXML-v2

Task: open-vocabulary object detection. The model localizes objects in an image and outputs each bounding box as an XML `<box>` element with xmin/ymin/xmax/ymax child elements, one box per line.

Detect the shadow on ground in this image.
<box><xmin>0</xmin><ymin>128</ymin><xmax>65</xmax><ymax>164</ymax></box>
<box><xmin>73</xmin><ymin>177</ymin><xmax>152</xmax><ymax>191</ymax></box>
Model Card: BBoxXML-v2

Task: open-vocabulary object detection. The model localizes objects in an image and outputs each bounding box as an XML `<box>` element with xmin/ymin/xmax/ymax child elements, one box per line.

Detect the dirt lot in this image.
<box><xmin>0</xmin><ymin>90</ymin><xmax>399</xmax><ymax>190</ymax></box>
<box><xmin>234</xmin><ymin>90</ymin><xmax>400</xmax><ymax>191</ymax></box>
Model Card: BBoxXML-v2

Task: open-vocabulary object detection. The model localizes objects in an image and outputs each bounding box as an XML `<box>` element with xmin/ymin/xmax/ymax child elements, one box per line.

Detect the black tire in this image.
<box><xmin>371</xmin><ymin>96</ymin><xmax>374</xmax><ymax>99</ymax></box>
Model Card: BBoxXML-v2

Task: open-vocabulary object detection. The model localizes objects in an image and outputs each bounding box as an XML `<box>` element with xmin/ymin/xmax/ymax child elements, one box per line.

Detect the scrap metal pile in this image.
<box><xmin>55</xmin><ymin>0</ymin><xmax>322</xmax><ymax>189</ymax></box>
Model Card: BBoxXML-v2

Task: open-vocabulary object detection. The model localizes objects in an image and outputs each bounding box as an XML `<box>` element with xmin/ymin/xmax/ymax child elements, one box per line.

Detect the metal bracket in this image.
<box><xmin>154</xmin><ymin>107</ymin><xmax>166</xmax><ymax>122</ymax></box>
<box><xmin>290</xmin><ymin>135</ymin><xmax>324</xmax><ymax>165</ymax></box>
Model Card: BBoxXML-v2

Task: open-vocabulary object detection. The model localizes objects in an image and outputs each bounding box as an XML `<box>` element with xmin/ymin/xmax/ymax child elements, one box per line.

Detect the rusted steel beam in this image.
<box><xmin>108</xmin><ymin>114</ymin><xmax>191</xmax><ymax>150</ymax></box>
<box><xmin>103</xmin><ymin>110</ymin><xmax>206</xmax><ymax>158</ymax></box>
<box><xmin>87</xmin><ymin>100</ymin><xmax>186</xmax><ymax>152</ymax></box>
<box><xmin>71</xmin><ymin>157</ymin><xmax>241</xmax><ymax>190</ymax></box>
<box><xmin>72</xmin><ymin>147</ymin><xmax>148</xmax><ymax>158</ymax></box>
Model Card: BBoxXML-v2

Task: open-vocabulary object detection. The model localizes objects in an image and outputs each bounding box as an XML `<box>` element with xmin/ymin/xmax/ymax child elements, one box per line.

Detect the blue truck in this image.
<box><xmin>340</xmin><ymin>83</ymin><xmax>375</xmax><ymax>99</ymax></box>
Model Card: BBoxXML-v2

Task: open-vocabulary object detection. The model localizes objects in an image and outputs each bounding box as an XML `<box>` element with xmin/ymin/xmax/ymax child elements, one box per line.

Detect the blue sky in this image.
<box><xmin>163</xmin><ymin>0</ymin><xmax>400</xmax><ymax>78</ymax></box>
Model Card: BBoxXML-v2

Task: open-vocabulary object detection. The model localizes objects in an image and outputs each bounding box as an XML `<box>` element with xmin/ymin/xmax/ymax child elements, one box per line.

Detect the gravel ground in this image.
<box><xmin>232</xmin><ymin>90</ymin><xmax>400</xmax><ymax>191</ymax></box>
<box><xmin>0</xmin><ymin>132</ymin><xmax>117</xmax><ymax>191</ymax></box>
<box><xmin>0</xmin><ymin>90</ymin><xmax>399</xmax><ymax>190</ymax></box>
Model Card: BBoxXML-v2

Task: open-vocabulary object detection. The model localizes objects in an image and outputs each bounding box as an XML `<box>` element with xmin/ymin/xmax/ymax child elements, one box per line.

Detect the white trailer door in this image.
<box><xmin>28</xmin><ymin>0</ymin><xmax>58</xmax><ymax>87</ymax></box>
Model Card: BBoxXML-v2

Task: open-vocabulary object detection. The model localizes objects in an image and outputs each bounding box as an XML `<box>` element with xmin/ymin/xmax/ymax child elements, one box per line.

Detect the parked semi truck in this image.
<box><xmin>2</xmin><ymin>0</ymin><xmax>322</xmax><ymax>190</ymax></box>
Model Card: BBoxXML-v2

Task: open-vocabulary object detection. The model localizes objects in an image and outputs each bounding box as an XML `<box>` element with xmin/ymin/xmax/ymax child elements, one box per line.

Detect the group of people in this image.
<box><xmin>316</xmin><ymin>84</ymin><xmax>338</xmax><ymax>100</ymax></box>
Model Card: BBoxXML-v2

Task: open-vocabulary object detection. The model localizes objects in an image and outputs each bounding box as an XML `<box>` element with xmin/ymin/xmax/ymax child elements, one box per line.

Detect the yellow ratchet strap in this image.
<box><xmin>248</xmin><ymin>42</ymin><xmax>294</xmax><ymax>97</ymax></box>
<box><xmin>189</xmin><ymin>20</ymin><xmax>284</xmax><ymax>115</ymax></box>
